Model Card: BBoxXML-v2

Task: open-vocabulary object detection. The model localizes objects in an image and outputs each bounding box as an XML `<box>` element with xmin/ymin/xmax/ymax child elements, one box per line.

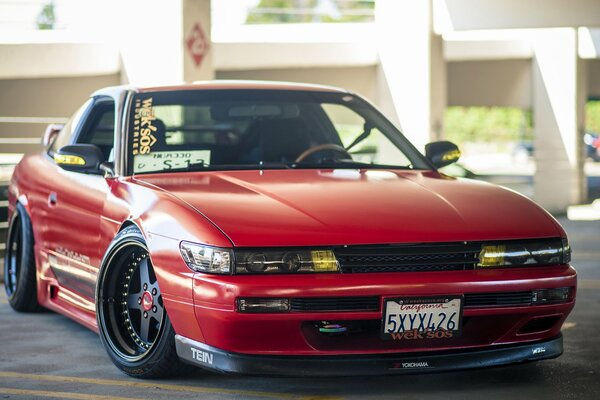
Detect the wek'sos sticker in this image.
<box><xmin>132</xmin><ymin>97</ymin><xmax>158</xmax><ymax>155</ymax></box>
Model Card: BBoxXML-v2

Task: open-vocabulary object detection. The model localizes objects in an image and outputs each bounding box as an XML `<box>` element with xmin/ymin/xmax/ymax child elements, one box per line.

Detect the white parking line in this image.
<box><xmin>0</xmin><ymin>387</ymin><xmax>141</xmax><ymax>400</ymax></box>
<box><xmin>562</xmin><ymin>322</ymin><xmax>577</xmax><ymax>330</ymax></box>
<box><xmin>579</xmin><ymin>280</ymin><xmax>600</xmax><ymax>289</ymax></box>
<box><xmin>0</xmin><ymin>371</ymin><xmax>340</xmax><ymax>400</ymax></box>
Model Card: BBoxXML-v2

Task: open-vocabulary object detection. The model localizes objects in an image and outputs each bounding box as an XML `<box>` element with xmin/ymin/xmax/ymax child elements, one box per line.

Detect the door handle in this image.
<box><xmin>48</xmin><ymin>192</ymin><xmax>58</xmax><ymax>207</ymax></box>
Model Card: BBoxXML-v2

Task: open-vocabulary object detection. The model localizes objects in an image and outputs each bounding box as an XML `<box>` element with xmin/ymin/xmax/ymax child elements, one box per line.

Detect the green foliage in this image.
<box><xmin>444</xmin><ymin>102</ymin><xmax>600</xmax><ymax>147</ymax></box>
<box><xmin>444</xmin><ymin>107</ymin><xmax>533</xmax><ymax>146</ymax></box>
<box><xmin>586</xmin><ymin>101</ymin><xmax>600</xmax><ymax>134</ymax></box>
<box><xmin>37</xmin><ymin>1</ymin><xmax>56</xmax><ymax>30</ymax></box>
<box><xmin>246</xmin><ymin>0</ymin><xmax>374</xmax><ymax>24</ymax></box>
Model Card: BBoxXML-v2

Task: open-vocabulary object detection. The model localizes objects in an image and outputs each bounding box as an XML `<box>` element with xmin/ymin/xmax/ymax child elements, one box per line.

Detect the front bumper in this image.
<box><xmin>175</xmin><ymin>333</ymin><xmax>563</xmax><ymax>376</ymax></box>
<box><xmin>181</xmin><ymin>266</ymin><xmax>576</xmax><ymax>355</ymax></box>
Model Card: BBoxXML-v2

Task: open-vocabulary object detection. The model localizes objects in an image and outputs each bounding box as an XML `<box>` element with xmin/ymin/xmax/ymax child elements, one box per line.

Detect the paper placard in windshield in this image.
<box><xmin>134</xmin><ymin>150</ymin><xmax>211</xmax><ymax>173</ymax></box>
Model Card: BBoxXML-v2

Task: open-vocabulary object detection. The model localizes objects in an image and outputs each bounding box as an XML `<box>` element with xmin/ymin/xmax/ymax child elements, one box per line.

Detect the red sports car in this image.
<box><xmin>4</xmin><ymin>81</ymin><xmax>576</xmax><ymax>378</ymax></box>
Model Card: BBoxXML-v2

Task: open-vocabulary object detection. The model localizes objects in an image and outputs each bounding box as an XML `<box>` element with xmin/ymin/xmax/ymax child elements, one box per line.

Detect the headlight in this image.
<box><xmin>180</xmin><ymin>241</ymin><xmax>232</xmax><ymax>274</ymax></box>
<box><xmin>477</xmin><ymin>238</ymin><xmax>570</xmax><ymax>268</ymax></box>
<box><xmin>235</xmin><ymin>249</ymin><xmax>339</xmax><ymax>274</ymax></box>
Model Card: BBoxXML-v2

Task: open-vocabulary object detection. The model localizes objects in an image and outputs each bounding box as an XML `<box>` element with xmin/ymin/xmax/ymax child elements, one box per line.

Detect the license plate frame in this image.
<box><xmin>381</xmin><ymin>296</ymin><xmax>463</xmax><ymax>340</ymax></box>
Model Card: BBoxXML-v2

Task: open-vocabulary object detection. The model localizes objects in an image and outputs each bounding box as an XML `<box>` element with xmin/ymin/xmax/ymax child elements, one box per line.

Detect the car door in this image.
<box><xmin>44</xmin><ymin>97</ymin><xmax>116</xmax><ymax>301</ymax></box>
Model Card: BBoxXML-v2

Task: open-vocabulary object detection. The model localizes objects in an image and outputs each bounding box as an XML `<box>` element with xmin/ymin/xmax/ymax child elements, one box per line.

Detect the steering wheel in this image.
<box><xmin>295</xmin><ymin>144</ymin><xmax>352</xmax><ymax>163</ymax></box>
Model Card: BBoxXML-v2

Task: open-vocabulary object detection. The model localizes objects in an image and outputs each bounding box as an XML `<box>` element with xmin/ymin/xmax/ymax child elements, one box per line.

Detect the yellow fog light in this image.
<box><xmin>234</xmin><ymin>249</ymin><xmax>340</xmax><ymax>274</ymax></box>
<box><xmin>478</xmin><ymin>245</ymin><xmax>506</xmax><ymax>267</ymax></box>
<box><xmin>311</xmin><ymin>250</ymin><xmax>339</xmax><ymax>272</ymax></box>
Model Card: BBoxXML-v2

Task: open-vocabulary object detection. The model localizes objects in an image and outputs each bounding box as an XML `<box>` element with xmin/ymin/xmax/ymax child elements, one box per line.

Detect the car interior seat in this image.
<box><xmin>150</xmin><ymin>118</ymin><xmax>168</xmax><ymax>151</ymax></box>
<box><xmin>240</xmin><ymin>118</ymin><xmax>311</xmax><ymax>164</ymax></box>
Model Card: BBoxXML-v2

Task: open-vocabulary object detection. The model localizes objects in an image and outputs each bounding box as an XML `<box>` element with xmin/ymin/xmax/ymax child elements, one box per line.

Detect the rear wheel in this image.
<box><xmin>96</xmin><ymin>226</ymin><xmax>184</xmax><ymax>378</ymax></box>
<box><xmin>4</xmin><ymin>203</ymin><xmax>42</xmax><ymax>312</ymax></box>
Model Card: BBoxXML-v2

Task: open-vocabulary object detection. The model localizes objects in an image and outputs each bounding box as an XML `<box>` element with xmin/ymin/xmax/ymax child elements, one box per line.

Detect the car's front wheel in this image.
<box><xmin>96</xmin><ymin>226</ymin><xmax>184</xmax><ymax>378</ymax></box>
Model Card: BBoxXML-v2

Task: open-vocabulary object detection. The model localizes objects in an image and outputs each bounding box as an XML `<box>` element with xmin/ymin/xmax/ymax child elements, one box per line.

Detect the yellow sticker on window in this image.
<box><xmin>132</xmin><ymin>97</ymin><xmax>158</xmax><ymax>155</ymax></box>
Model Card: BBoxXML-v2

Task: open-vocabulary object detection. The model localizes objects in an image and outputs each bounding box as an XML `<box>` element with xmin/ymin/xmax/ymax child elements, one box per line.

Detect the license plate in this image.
<box><xmin>382</xmin><ymin>296</ymin><xmax>463</xmax><ymax>340</ymax></box>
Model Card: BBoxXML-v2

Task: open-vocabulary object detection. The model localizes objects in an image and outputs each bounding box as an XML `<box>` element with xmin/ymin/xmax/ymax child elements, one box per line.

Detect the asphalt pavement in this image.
<box><xmin>0</xmin><ymin>216</ymin><xmax>599</xmax><ymax>400</ymax></box>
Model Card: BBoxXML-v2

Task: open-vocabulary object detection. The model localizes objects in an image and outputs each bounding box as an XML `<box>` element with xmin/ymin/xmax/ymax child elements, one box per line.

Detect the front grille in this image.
<box><xmin>464</xmin><ymin>291</ymin><xmax>533</xmax><ymax>308</ymax></box>
<box><xmin>289</xmin><ymin>291</ymin><xmax>549</xmax><ymax>313</ymax></box>
<box><xmin>335</xmin><ymin>243</ymin><xmax>481</xmax><ymax>273</ymax></box>
<box><xmin>290</xmin><ymin>296</ymin><xmax>380</xmax><ymax>312</ymax></box>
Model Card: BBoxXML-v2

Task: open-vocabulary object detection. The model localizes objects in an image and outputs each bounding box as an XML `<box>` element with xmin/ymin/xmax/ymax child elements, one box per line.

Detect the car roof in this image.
<box><xmin>92</xmin><ymin>80</ymin><xmax>349</xmax><ymax>97</ymax></box>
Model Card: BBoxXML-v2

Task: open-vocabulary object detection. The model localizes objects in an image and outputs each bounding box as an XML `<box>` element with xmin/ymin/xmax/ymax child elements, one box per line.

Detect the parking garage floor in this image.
<box><xmin>0</xmin><ymin>216</ymin><xmax>599</xmax><ymax>400</ymax></box>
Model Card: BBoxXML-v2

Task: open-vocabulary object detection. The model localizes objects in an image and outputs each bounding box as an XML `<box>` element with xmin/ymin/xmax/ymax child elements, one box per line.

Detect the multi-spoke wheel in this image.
<box><xmin>124</xmin><ymin>254</ymin><xmax>165</xmax><ymax>351</ymax></box>
<box><xmin>96</xmin><ymin>226</ymin><xmax>184</xmax><ymax>378</ymax></box>
<box><xmin>102</xmin><ymin>246</ymin><xmax>164</xmax><ymax>360</ymax></box>
<box><xmin>4</xmin><ymin>203</ymin><xmax>42</xmax><ymax>312</ymax></box>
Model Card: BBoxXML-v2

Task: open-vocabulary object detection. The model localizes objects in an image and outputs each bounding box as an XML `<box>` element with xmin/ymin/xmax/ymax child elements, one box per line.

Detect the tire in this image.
<box><xmin>96</xmin><ymin>226</ymin><xmax>185</xmax><ymax>379</ymax></box>
<box><xmin>4</xmin><ymin>202</ymin><xmax>43</xmax><ymax>312</ymax></box>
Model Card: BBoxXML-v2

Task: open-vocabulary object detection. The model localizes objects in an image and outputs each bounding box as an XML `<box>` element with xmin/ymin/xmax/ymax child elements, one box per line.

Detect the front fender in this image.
<box><xmin>99</xmin><ymin>178</ymin><xmax>234</xmax><ymax>342</ymax></box>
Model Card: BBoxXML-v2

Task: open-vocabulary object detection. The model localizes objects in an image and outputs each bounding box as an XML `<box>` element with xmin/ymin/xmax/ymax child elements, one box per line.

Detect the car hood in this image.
<box><xmin>135</xmin><ymin>169</ymin><xmax>562</xmax><ymax>247</ymax></box>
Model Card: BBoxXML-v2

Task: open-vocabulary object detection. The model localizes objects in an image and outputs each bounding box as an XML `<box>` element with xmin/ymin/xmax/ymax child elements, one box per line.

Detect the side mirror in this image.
<box><xmin>425</xmin><ymin>141</ymin><xmax>461</xmax><ymax>169</ymax></box>
<box><xmin>42</xmin><ymin>124</ymin><xmax>64</xmax><ymax>148</ymax></box>
<box><xmin>54</xmin><ymin>144</ymin><xmax>103</xmax><ymax>174</ymax></box>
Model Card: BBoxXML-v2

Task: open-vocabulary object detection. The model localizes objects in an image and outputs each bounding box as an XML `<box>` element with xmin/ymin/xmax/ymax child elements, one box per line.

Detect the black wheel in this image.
<box><xmin>96</xmin><ymin>226</ymin><xmax>184</xmax><ymax>378</ymax></box>
<box><xmin>4</xmin><ymin>203</ymin><xmax>42</xmax><ymax>312</ymax></box>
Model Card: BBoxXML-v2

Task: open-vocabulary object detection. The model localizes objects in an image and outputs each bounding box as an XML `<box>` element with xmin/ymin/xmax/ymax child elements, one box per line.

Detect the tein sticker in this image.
<box><xmin>132</xmin><ymin>97</ymin><xmax>158</xmax><ymax>155</ymax></box>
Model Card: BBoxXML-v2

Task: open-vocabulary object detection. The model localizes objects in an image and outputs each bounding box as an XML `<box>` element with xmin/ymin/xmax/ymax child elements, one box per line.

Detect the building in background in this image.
<box><xmin>1</xmin><ymin>0</ymin><xmax>600</xmax><ymax>214</ymax></box>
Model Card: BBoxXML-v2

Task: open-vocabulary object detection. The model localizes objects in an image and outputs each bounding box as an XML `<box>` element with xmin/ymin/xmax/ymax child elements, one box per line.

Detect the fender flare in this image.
<box><xmin>96</xmin><ymin>219</ymin><xmax>206</xmax><ymax>343</ymax></box>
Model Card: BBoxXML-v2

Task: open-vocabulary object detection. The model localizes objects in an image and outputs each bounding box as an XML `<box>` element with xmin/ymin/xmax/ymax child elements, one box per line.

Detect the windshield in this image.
<box><xmin>127</xmin><ymin>89</ymin><xmax>430</xmax><ymax>175</ymax></box>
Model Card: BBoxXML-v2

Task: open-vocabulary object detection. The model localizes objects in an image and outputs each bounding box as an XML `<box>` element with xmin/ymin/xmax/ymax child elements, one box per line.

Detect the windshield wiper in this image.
<box><xmin>290</xmin><ymin>160</ymin><xmax>413</xmax><ymax>170</ymax></box>
<box><xmin>139</xmin><ymin>160</ymin><xmax>414</xmax><ymax>174</ymax></box>
<box><xmin>257</xmin><ymin>161</ymin><xmax>293</xmax><ymax>169</ymax></box>
<box><xmin>345</xmin><ymin>122</ymin><xmax>374</xmax><ymax>152</ymax></box>
<box><xmin>152</xmin><ymin>161</ymin><xmax>293</xmax><ymax>174</ymax></box>
<box><xmin>158</xmin><ymin>162</ymin><xmax>212</xmax><ymax>173</ymax></box>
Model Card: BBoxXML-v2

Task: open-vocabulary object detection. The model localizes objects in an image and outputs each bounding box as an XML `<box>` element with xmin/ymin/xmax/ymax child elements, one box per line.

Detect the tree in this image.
<box><xmin>246</xmin><ymin>0</ymin><xmax>374</xmax><ymax>24</ymax></box>
<box><xmin>37</xmin><ymin>1</ymin><xmax>56</xmax><ymax>30</ymax></box>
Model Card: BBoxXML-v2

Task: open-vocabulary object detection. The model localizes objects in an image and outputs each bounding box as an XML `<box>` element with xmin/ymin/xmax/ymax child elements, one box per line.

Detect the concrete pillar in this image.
<box><xmin>118</xmin><ymin>0</ymin><xmax>213</xmax><ymax>85</ymax></box>
<box><xmin>182</xmin><ymin>0</ymin><xmax>214</xmax><ymax>82</ymax></box>
<box><xmin>375</xmin><ymin>0</ymin><xmax>446</xmax><ymax>152</ymax></box>
<box><xmin>532</xmin><ymin>28</ymin><xmax>586</xmax><ymax>213</ymax></box>
<box><xmin>577</xmin><ymin>59</ymin><xmax>589</xmax><ymax>201</ymax></box>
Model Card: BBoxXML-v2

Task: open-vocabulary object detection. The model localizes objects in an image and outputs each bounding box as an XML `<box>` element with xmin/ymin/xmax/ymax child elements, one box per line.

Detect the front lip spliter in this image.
<box><xmin>174</xmin><ymin>334</ymin><xmax>563</xmax><ymax>377</ymax></box>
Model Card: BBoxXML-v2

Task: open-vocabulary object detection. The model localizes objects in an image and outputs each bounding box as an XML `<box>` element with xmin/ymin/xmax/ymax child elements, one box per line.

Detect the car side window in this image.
<box><xmin>48</xmin><ymin>99</ymin><xmax>92</xmax><ymax>156</ymax></box>
<box><xmin>76</xmin><ymin>99</ymin><xmax>115</xmax><ymax>163</ymax></box>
